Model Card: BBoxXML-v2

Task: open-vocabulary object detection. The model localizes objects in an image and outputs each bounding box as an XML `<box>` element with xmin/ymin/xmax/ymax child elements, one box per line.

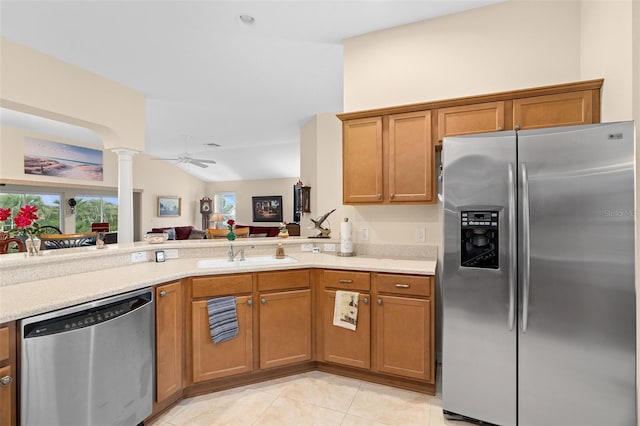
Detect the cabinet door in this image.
<box><xmin>192</xmin><ymin>295</ymin><xmax>253</xmax><ymax>382</ymax></box>
<box><xmin>343</xmin><ymin>117</ymin><xmax>383</xmax><ymax>203</ymax></box>
<box><xmin>513</xmin><ymin>90</ymin><xmax>594</xmax><ymax>130</ymax></box>
<box><xmin>376</xmin><ymin>295</ymin><xmax>432</xmax><ymax>381</ymax></box>
<box><xmin>388</xmin><ymin>110</ymin><xmax>434</xmax><ymax>203</ymax></box>
<box><xmin>0</xmin><ymin>364</ymin><xmax>13</xmax><ymax>426</ymax></box>
<box><xmin>323</xmin><ymin>290</ymin><xmax>371</xmax><ymax>369</ymax></box>
<box><xmin>437</xmin><ymin>101</ymin><xmax>505</xmax><ymax>143</ymax></box>
<box><xmin>0</xmin><ymin>323</ymin><xmax>15</xmax><ymax>426</ymax></box>
<box><xmin>155</xmin><ymin>282</ymin><xmax>183</xmax><ymax>403</ymax></box>
<box><xmin>259</xmin><ymin>289</ymin><xmax>311</xmax><ymax>369</ymax></box>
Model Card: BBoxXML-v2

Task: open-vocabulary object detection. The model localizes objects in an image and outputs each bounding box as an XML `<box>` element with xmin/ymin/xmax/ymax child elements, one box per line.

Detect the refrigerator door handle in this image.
<box><xmin>521</xmin><ymin>162</ymin><xmax>531</xmax><ymax>333</ymax></box>
<box><xmin>508</xmin><ymin>163</ymin><xmax>516</xmax><ymax>331</ymax></box>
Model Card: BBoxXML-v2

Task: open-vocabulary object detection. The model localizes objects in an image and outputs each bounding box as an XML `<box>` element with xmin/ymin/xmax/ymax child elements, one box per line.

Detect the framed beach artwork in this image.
<box><xmin>252</xmin><ymin>195</ymin><xmax>283</xmax><ymax>222</ymax></box>
<box><xmin>158</xmin><ymin>196</ymin><xmax>181</xmax><ymax>217</ymax></box>
<box><xmin>23</xmin><ymin>137</ymin><xmax>103</xmax><ymax>181</ymax></box>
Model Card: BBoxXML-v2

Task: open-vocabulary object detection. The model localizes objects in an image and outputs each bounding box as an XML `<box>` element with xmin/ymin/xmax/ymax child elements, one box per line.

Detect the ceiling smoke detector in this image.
<box><xmin>238</xmin><ymin>14</ymin><xmax>255</xmax><ymax>25</ymax></box>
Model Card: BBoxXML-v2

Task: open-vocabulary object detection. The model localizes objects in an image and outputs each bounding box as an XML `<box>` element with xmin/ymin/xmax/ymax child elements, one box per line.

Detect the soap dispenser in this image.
<box><xmin>275</xmin><ymin>242</ymin><xmax>285</xmax><ymax>259</ymax></box>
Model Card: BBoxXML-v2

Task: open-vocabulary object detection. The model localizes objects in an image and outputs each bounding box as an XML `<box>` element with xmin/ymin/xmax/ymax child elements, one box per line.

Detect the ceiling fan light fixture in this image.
<box><xmin>238</xmin><ymin>14</ymin><xmax>255</xmax><ymax>25</ymax></box>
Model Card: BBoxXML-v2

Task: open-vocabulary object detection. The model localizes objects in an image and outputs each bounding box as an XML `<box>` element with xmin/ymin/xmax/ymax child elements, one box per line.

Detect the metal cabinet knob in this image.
<box><xmin>363</xmin><ymin>297</ymin><xmax>369</xmax><ymax>305</ymax></box>
<box><xmin>261</xmin><ymin>298</ymin><xmax>267</xmax><ymax>304</ymax></box>
<box><xmin>377</xmin><ymin>193</ymin><xmax>382</xmax><ymax>200</ymax></box>
<box><xmin>247</xmin><ymin>299</ymin><xmax>253</xmax><ymax>306</ymax></box>
<box><xmin>159</xmin><ymin>290</ymin><xmax>167</xmax><ymax>297</ymax></box>
<box><xmin>498</xmin><ymin>126</ymin><xmax>504</xmax><ymax>131</ymax></box>
<box><xmin>515</xmin><ymin>124</ymin><xmax>521</xmax><ymax>131</ymax></box>
<box><xmin>0</xmin><ymin>375</ymin><xmax>12</xmax><ymax>386</ymax></box>
<box><xmin>377</xmin><ymin>298</ymin><xmax>382</xmax><ymax>305</ymax></box>
<box><xmin>390</xmin><ymin>193</ymin><xmax>395</xmax><ymax>199</ymax></box>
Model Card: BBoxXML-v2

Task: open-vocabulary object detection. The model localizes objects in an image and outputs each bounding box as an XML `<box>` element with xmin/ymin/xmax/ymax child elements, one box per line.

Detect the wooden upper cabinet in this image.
<box><xmin>437</xmin><ymin>101</ymin><xmax>505</xmax><ymax>143</ymax></box>
<box><xmin>513</xmin><ymin>90</ymin><xmax>595</xmax><ymax>130</ymax></box>
<box><xmin>343</xmin><ymin>117</ymin><xmax>383</xmax><ymax>203</ymax></box>
<box><xmin>388</xmin><ymin>110</ymin><xmax>433</xmax><ymax>203</ymax></box>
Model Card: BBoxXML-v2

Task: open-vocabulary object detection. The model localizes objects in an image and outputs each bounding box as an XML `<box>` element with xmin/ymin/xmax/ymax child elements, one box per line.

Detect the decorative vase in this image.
<box><xmin>25</xmin><ymin>235</ymin><xmax>41</xmax><ymax>256</ymax></box>
<box><xmin>227</xmin><ymin>229</ymin><xmax>236</xmax><ymax>241</ymax></box>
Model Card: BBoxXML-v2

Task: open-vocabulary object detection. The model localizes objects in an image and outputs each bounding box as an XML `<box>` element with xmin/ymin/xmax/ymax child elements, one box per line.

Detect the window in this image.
<box><xmin>214</xmin><ymin>192</ymin><xmax>236</xmax><ymax>223</ymax></box>
<box><xmin>0</xmin><ymin>192</ymin><xmax>62</xmax><ymax>232</ymax></box>
<box><xmin>75</xmin><ymin>195</ymin><xmax>118</xmax><ymax>232</ymax></box>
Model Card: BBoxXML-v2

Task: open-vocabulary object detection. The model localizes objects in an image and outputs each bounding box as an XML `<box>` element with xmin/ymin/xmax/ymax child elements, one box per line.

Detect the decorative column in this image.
<box><xmin>112</xmin><ymin>149</ymin><xmax>138</xmax><ymax>244</ymax></box>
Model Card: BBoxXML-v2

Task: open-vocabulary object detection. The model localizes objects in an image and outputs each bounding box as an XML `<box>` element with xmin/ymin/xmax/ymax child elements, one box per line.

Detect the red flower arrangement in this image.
<box><xmin>0</xmin><ymin>205</ymin><xmax>42</xmax><ymax>237</ymax></box>
<box><xmin>226</xmin><ymin>219</ymin><xmax>235</xmax><ymax>231</ymax></box>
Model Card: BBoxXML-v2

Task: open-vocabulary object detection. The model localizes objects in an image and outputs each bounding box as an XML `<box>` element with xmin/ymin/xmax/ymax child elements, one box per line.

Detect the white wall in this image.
<box><xmin>1</xmin><ymin>124</ymin><xmax>207</xmax><ymax>237</ymax></box>
<box><xmin>207</xmin><ymin>178</ymin><xmax>299</xmax><ymax>226</ymax></box>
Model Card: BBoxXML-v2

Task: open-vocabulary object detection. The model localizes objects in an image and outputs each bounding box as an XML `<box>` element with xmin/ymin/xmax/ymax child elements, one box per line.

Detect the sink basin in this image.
<box><xmin>197</xmin><ymin>256</ymin><xmax>298</xmax><ymax>268</ymax></box>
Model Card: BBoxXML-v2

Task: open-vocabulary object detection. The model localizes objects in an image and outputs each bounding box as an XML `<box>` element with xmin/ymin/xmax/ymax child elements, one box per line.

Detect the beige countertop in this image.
<box><xmin>0</xmin><ymin>251</ymin><xmax>436</xmax><ymax>323</ymax></box>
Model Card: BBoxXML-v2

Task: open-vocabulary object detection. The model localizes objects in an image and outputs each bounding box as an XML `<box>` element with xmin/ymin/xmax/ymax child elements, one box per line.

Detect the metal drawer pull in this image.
<box><xmin>0</xmin><ymin>375</ymin><xmax>12</xmax><ymax>386</ymax></box>
<box><xmin>394</xmin><ymin>283</ymin><xmax>410</xmax><ymax>288</ymax></box>
<box><xmin>247</xmin><ymin>299</ymin><xmax>253</xmax><ymax>306</ymax></box>
<box><xmin>159</xmin><ymin>290</ymin><xmax>167</xmax><ymax>297</ymax></box>
<box><xmin>338</xmin><ymin>279</ymin><xmax>353</xmax><ymax>284</ymax></box>
<box><xmin>362</xmin><ymin>297</ymin><xmax>369</xmax><ymax>305</ymax></box>
<box><xmin>261</xmin><ymin>298</ymin><xmax>267</xmax><ymax>304</ymax></box>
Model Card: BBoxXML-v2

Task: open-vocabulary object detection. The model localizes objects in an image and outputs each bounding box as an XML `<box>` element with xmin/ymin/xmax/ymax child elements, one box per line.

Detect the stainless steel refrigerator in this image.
<box><xmin>441</xmin><ymin>121</ymin><xmax>636</xmax><ymax>426</ymax></box>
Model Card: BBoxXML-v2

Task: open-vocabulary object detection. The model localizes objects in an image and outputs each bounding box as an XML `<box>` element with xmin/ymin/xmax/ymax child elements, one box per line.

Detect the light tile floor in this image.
<box><xmin>151</xmin><ymin>365</ymin><xmax>476</xmax><ymax>426</ymax></box>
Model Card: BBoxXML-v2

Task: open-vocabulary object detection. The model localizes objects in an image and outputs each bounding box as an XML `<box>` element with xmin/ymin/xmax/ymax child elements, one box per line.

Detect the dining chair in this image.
<box><xmin>40</xmin><ymin>232</ymin><xmax>96</xmax><ymax>249</ymax></box>
<box><xmin>0</xmin><ymin>231</ymin><xmax>26</xmax><ymax>254</ymax></box>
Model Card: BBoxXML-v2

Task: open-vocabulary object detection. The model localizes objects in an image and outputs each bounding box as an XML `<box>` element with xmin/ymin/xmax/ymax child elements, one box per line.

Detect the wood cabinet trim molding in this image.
<box><xmin>337</xmin><ymin>79</ymin><xmax>603</xmax><ymax>121</ymax></box>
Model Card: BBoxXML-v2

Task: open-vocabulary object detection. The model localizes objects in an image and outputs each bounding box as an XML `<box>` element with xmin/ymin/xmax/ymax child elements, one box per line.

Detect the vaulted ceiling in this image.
<box><xmin>0</xmin><ymin>1</ymin><xmax>502</xmax><ymax>182</ymax></box>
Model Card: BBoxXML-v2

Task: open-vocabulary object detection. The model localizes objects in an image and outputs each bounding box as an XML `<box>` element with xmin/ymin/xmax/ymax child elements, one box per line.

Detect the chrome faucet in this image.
<box><xmin>227</xmin><ymin>244</ymin><xmax>246</xmax><ymax>262</ymax></box>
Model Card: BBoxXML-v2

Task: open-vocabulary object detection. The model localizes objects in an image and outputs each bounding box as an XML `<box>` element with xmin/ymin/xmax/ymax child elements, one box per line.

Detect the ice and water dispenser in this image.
<box><xmin>460</xmin><ymin>211</ymin><xmax>499</xmax><ymax>269</ymax></box>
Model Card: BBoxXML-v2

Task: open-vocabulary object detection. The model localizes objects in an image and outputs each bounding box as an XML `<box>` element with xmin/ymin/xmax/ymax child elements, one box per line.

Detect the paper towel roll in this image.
<box><xmin>340</xmin><ymin>218</ymin><xmax>353</xmax><ymax>255</ymax></box>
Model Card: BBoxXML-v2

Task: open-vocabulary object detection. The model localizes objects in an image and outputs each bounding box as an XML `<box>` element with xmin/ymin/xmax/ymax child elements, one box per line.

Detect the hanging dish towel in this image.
<box><xmin>207</xmin><ymin>296</ymin><xmax>239</xmax><ymax>343</ymax></box>
<box><xmin>333</xmin><ymin>290</ymin><xmax>360</xmax><ymax>331</ymax></box>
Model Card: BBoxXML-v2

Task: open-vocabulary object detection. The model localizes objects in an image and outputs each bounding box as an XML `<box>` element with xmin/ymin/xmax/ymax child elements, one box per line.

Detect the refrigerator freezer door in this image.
<box><xmin>442</xmin><ymin>131</ymin><xmax>517</xmax><ymax>426</ymax></box>
<box><xmin>518</xmin><ymin>122</ymin><xmax>636</xmax><ymax>426</ymax></box>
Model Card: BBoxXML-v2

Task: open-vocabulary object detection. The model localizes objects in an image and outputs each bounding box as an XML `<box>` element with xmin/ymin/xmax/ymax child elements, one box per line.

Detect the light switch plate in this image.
<box><xmin>416</xmin><ymin>227</ymin><xmax>426</xmax><ymax>242</ymax></box>
<box><xmin>164</xmin><ymin>249</ymin><xmax>179</xmax><ymax>259</ymax></box>
<box><xmin>359</xmin><ymin>228</ymin><xmax>369</xmax><ymax>241</ymax></box>
<box><xmin>323</xmin><ymin>243</ymin><xmax>336</xmax><ymax>252</ymax></box>
<box><xmin>131</xmin><ymin>251</ymin><xmax>148</xmax><ymax>263</ymax></box>
<box><xmin>301</xmin><ymin>243</ymin><xmax>314</xmax><ymax>252</ymax></box>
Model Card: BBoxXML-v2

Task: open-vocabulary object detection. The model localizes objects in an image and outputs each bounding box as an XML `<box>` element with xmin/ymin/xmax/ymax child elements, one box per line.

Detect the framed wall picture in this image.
<box><xmin>158</xmin><ymin>196</ymin><xmax>181</xmax><ymax>217</ymax></box>
<box><xmin>252</xmin><ymin>195</ymin><xmax>283</xmax><ymax>222</ymax></box>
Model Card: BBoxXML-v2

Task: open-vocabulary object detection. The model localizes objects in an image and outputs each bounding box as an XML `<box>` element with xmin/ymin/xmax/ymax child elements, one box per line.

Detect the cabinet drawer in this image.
<box><xmin>192</xmin><ymin>274</ymin><xmax>253</xmax><ymax>298</ymax></box>
<box><xmin>321</xmin><ymin>270</ymin><xmax>370</xmax><ymax>291</ymax></box>
<box><xmin>257</xmin><ymin>269</ymin><xmax>310</xmax><ymax>292</ymax></box>
<box><xmin>376</xmin><ymin>274</ymin><xmax>432</xmax><ymax>297</ymax></box>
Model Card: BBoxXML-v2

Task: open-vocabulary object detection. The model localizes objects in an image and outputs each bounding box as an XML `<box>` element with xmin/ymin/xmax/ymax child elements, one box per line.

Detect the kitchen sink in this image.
<box><xmin>196</xmin><ymin>256</ymin><xmax>298</xmax><ymax>268</ymax></box>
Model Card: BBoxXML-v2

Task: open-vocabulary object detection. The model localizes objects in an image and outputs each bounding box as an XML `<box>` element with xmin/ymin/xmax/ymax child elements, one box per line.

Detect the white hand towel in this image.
<box><xmin>333</xmin><ymin>290</ymin><xmax>359</xmax><ymax>331</ymax></box>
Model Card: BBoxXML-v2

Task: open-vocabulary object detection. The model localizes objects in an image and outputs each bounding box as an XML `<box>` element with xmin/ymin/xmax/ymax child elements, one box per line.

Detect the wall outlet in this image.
<box><xmin>131</xmin><ymin>251</ymin><xmax>148</xmax><ymax>263</ymax></box>
<box><xmin>416</xmin><ymin>227</ymin><xmax>426</xmax><ymax>243</ymax></box>
<box><xmin>323</xmin><ymin>243</ymin><xmax>336</xmax><ymax>252</ymax></box>
<box><xmin>164</xmin><ymin>249</ymin><xmax>179</xmax><ymax>259</ymax></box>
<box><xmin>359</xmin><ymin>227</ymin><xmax>369</xmax><ymax>241</ymax></box>
<box><xmin>301</xmin><ymin>243</ymin><xmax>314</xmax><ymax>252</ymax></box>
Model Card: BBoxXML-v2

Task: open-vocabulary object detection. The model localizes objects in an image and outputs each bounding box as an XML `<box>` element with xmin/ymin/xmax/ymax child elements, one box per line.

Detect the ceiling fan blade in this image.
<box><xmin>193</xmin><ymin>159</ymin><xmax>217</xmax><ymax>164</ymax></box>
<box><xmin>152</xmin><ymin>157</ymin><xmax>180</xmax><ymax>161</ymax></box>
<box><xmin>188</xmin><ymin>159</ymin><xmax>209</xmax><ymax>168</ymax></box>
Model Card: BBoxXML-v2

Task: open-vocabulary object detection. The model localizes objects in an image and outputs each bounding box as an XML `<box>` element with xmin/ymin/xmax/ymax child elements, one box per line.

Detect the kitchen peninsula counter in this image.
<box><xmin>0</xmin><ymin>240</ymin><xmax>436</xmax><ymax>323</ymax></box>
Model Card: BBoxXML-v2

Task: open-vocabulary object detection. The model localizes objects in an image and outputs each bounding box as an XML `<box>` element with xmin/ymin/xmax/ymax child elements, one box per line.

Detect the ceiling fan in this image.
<box><xmin>154</xmin><ymin>136</ymin><xmax>219</xmax><ymax>168</ymax></box>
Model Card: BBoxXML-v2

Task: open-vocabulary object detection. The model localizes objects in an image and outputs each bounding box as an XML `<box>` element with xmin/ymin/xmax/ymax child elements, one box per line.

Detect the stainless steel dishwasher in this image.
<box><xmin>20</xmin><ymin>288</ymin><xmax>155</xmax><ymax>426</ymax></box>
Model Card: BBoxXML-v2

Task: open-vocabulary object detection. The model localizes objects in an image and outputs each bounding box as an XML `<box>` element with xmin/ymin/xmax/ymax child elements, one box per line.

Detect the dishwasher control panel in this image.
<box><xmin>23</xmin><ymin>292</ymin><xmax>152</xmax><ymax>338</ymax></box>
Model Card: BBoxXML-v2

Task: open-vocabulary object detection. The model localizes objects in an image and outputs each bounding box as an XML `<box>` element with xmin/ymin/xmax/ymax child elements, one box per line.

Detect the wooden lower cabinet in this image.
<box><xmin>259</xmin><ymin>289</ymin><xmax>311</xmax><ymax>369</ymax></box>
<box><xmin>155</xmin><ymin>282</ymin><xmax>184</xmax><ymax>404</ymax></box>
<box><xmin>375</xmin><ymin>295</ymin><xmax>432</xmax><ymax>381</ymax></box>
<box><xmin>0</xmin><ymin>323</ymin><xmax>16</xmax><ymax>426</ymax></box>
<box><xmin>323</xmin><ymin>290</ymin><xmax>371</xmax><ymax>369</ymax></box>
<box><xmin>191</xmin><ymin>295</ymin><xmax>253</xmax><ymax>382</ymax></box>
